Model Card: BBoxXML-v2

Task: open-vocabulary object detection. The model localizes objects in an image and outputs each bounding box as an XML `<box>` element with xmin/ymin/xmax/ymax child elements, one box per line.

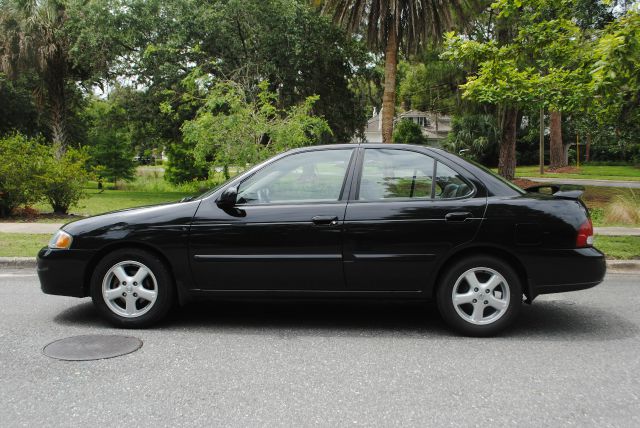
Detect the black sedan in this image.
<box><xmin>38</xmin><ymin>144</ymin><xmax>606</xmax><ymax>336</ymax></box>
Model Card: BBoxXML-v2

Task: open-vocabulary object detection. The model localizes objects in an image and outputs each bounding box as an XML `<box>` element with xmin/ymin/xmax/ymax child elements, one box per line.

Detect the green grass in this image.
<box><xmin>0</xmin><ymin>233</ymin><xmax>50</xmax><ymax>257</ymax></box>
<box><xmin>514</xmin><ymin>164</ymin><xmax>640</xmax><ymax>181</ymax></box>
<box><xmin>595</xmin><ymin>236</ymin><xmax>640</xmax><ymax>260</ymax></box>
<box><xmin>32</xmin><ymin>189</ymin><xmax>191</xmax><ymax>217</ymax></box>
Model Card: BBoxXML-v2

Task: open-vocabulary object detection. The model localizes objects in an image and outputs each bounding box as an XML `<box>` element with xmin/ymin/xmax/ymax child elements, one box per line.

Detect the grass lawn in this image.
<box><xmin>0</xmin><ymin>233</ymin><xmax>50</xmax><ymax>257</ymax></box>
<box><xmin>515</xmin><ymin>164</ymin><xmax>640</xmax><ymax>181</ymax></box>
<box><xmin>595</xmin><ymin>236</ymin><xmax>640</xmax><ymax>260</ymax></box>
<box><xmin>32</xmin><ymin>189</ymin><xmax>191</xmax><ymax>217</ymax></box>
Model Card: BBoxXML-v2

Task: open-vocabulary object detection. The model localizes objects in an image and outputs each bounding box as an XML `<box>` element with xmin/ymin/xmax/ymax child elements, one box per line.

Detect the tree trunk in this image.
<box><xmin>45</xmin><ymin>56</ymin><xmax>68</xmax><ymax>149</ymax></box>
<box><xmin>586</xmin><ymin>133</ymin><xmax>591</xmax><ymax>162</ymax></box>
<box><xmin>498</xmin><ymin>107</ymin><xmax>518</xmax><ymax>180</ymax></box>
<box><xmin>382</xmin><ymin>26</ymin><xmax>398</xmax><ymax>144</ymax></box>
<box><xmin>549</xmin><ymin>110</ymin><xmax>565</xmax><ymax>169</ymax></box>
<box><xmin>539</xmin><ymin>107</ymin><xmax>544</xmax><ymax>174</ymax></box>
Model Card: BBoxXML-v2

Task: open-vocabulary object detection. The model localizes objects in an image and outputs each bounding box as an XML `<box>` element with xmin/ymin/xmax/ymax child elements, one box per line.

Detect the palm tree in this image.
<box><xmin>0</xmin><ymin>0</ymin><xmax>71</xmax><ymax>146</ymax></box>
<box><xmin>323</xmin><ymin>0</ymin><xmax>479</xmax><ymax>143</ymax></box>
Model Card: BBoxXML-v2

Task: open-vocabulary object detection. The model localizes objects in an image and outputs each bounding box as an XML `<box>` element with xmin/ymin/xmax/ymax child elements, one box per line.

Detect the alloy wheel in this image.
<box><xmin>102</xmin><ymin>260</ymin><xmax>158</xmax><ymax>318</ymax></box>
<box><xmin>451</xmin><ymin>267</ymin><xmax>510</xmax><ymax>326</ymax></box>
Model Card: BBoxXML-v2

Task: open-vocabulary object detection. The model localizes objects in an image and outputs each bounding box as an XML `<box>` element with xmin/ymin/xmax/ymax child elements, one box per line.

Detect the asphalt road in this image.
<box><xmin>1</xmin><ymin>270</ymin><xmax>639</xmax><ymax>427</ymax></box>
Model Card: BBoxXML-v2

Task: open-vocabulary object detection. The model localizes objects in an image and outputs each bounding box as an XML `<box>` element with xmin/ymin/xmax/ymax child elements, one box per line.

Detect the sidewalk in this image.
<box><xmin>521</xmin><ymin>177</ymin><xmax>640</xmax><ymax>188</ymax></box>
<box><xmin>0</xmin><ymin>223</ymin><xmax>63</xmax><ymax>234</ymax></box>
<box><xmin>595</xmin><ymin>227</ymin><xmax>640</xmax><ymax>236</ymax></box>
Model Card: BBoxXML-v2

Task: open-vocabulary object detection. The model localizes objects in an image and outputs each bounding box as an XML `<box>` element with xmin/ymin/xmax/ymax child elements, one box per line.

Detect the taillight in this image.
<box><xmin>576</xmin><ymin>218</ymin><xmax>594</xmax><ymax>248</ymax></box>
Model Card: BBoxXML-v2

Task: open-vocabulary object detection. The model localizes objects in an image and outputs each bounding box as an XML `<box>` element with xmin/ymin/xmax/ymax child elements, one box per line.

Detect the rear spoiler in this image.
<box><xmin>525</xmin><ymin>184</ymin><xmax>585</xmax><ymax>199</ymax></box>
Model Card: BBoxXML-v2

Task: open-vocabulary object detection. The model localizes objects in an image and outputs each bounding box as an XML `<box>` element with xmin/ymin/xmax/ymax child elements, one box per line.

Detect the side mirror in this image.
<box><xmin>216</xmin><ymin>186</ymin><xmax>238</xmax><ymax>208</ymax></box>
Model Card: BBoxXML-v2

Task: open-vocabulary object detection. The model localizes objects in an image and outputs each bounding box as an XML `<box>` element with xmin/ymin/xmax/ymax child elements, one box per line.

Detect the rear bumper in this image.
<box><xmin>37</xmin><ymin>247</ymin><xmax>95</xmax><ymax>298</ymax></box>
<box><xmin>523</xmin><ymin>247</ymin><xmax>606</xmax><ymax>300</ymax></box>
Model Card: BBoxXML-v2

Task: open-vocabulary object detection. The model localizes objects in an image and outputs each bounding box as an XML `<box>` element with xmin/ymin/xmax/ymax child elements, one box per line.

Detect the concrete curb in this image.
<box><xmin>0</xmin><ymin>257</ymin><xmax>38</xmax><ymax>268</ymax></box>
<box><xmin>606</xmin><ymin>260</ymin><xmax>640</xmax><ymax>272</ymax></box>
<box><xmin>1</xmin><ymin>256</ymin><xmax>638</xmax><ymax>273</ymax></box>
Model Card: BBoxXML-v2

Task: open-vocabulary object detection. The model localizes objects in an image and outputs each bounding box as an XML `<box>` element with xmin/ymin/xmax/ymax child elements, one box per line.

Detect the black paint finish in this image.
<box><xmin>38</xmin><ymin>144</ymin><xmax>605</xmax><ymax>304</ymax></box>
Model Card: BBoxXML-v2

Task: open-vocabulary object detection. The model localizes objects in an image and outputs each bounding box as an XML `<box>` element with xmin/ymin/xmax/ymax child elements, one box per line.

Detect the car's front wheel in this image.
<box><xmin>90</xmin><ymin>248</ymin><xmax>174</xmax><ymax>328</ymax></box>
<box><xmin>437</xmin><ymin>255</ymin><xmax>522</xmax><ymax>336</ymax></box>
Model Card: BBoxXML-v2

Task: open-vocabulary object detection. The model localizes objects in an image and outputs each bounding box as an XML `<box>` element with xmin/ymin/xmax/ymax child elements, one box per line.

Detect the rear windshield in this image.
<box><xmin>466</xmin><ymin>159</ymin><xmax>526</xmax><ymax>195</ymax></box>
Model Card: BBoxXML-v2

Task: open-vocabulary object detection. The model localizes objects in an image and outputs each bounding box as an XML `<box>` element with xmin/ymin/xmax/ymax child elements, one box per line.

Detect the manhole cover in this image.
<box><xmin>43</xmin><ymin>335</ymin><xmax>143</xmax><ymax>361</ymax></box>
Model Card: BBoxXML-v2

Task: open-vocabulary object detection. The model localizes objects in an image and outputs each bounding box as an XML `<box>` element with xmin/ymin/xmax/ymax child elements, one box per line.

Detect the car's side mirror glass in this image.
<box><xmin>216</xmin><ymin>186</ymin><xmax>238</xmax><ymax>208</ymax></box>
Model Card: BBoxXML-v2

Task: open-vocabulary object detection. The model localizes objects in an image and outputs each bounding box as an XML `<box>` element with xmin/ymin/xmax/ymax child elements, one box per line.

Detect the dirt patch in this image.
<box><xmin>545</xmin><ymin>166</ymin><xmax>581</xmax><ymax>174</ymax></box>
<box><xmin>512</xmin><ymin>178</ymin><xmax>540</xmax><ymax>189</ymax></box>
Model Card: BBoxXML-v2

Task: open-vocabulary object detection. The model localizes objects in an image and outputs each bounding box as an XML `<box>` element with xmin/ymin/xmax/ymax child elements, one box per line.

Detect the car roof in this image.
<box><xmin>288</xmin><ymin>143</ymin><xmax>445</xmax><ymax>154</ymax></box>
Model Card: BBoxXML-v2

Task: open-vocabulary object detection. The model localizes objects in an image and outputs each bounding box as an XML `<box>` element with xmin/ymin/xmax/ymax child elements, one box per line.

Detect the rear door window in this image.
<box><xmin>357</xmin><ymin>149</ymin><xmax>474</xmax><ymax>200</ymax></box>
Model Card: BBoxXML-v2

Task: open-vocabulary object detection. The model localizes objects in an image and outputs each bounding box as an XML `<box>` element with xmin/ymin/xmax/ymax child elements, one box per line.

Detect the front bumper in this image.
<box><xmin>37</xmin><ymin>247</ymin><xmax>96</xmax><ymax>298</ymax></box>
<box><xmin>523</xmin><ymin>247</ymin><xmax>606</xmax><ymax>300</ymax></box>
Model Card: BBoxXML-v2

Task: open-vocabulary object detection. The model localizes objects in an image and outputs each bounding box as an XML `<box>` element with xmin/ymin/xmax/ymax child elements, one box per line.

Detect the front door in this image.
<box><xmin>189</xmin><ymin>148</ymin><xmax>355</xmax><ymax>291</ymax></box>
<box><xmin>343</xmin><ymin>148</ymin><xmax>487</xmax><ymax>291</ymax></box>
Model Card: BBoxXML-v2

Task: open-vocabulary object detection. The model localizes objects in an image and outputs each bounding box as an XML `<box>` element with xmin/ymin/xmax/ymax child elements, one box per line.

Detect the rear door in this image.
<box><xmin>343</xmin><ymin>147</ymin><xmax>487</xmax><ymax>291</ymax></box>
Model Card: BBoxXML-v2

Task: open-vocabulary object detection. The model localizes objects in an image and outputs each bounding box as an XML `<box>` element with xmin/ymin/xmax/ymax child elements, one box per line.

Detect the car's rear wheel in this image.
<box><xmin>437</xmin><ymin>255</ymin><xmax>522</xmax><ymax>336</ymax></box>
<box><xmin>90</xmin><ymin>248</ymin><xmax>174</xmax><ymax>328</ymax></box>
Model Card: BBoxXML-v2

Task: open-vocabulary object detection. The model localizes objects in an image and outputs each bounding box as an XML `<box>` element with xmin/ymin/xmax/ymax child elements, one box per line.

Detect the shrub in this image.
<box><xmin>41</xmin><ymin>144</ymin><xmax>91</xmax><ymax>214</ymax></box>
<box><xmin>0</xmin><ymin>133</ymin><xmax>48</xmax><ymax>217</ymax></box>
<box><xmin>393</xmin><ymin>119</ymin><xmax>426</xmax><ymax>145</ymax></box>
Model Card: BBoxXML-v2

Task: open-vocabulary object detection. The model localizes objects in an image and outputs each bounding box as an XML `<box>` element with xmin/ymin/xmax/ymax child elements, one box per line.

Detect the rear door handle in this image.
<box><xmin>445</xmin><ymin>211</ymin><xmax>472</xmax><ymax>222</ymax></box>
<box><xmin>312</xmin><ymin>215</ymin><xmax>339</xmax><ymax>225</ymax></box>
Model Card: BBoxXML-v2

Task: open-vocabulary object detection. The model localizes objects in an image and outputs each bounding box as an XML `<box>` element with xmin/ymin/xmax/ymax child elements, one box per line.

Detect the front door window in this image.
<box><xmin>237</xmin><ymin>149</ymin><xmax>353</xmax><ymax>205</ymax></box>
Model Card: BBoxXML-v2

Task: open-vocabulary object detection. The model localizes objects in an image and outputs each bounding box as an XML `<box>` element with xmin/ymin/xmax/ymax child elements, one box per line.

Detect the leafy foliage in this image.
<box><xmin>443</xmin><ymin>114</ymin><xmax>498</xmax><ymax>161</ymax></box>
<box><xmin>0</xmin><ymin>133</ymin><xmax>48</xmax><ymax>216</ymax></box>
<box><xmin>164</xmin><ymin>139</ymin><xmax>209</xmax><ymax>185</ymax></box>
<box><xmin>393</xmin><ymin>119</ymin><xmax>426</xmax><ymax>145</ymax></box>
<box><xmin>41</xmin><ymin>144</ymin><xmax>90</xmax><ymax>214</ymax></box>
<box><xmin>590</xmin><ymin>9</ymin><xmax>640</xmax><ymax>148</ymax></box>
<box><xmin>0</xmin><ymin>133</ymin><xmax>89</xmax><ymax>216</ymax></box>
<box><xmin>442</xmin><ymin>0</ymin><xmax>591</xmax><ymax>112</ymax></box>
<box><xmin>182</xmin><ymin>79</ymin><xmax>331</xmax><ymax>171</ymax></box>
<box><xmin>85</xmin><ymin>99</ymin><xmax>136</xmax><ymax>187</ymax></box>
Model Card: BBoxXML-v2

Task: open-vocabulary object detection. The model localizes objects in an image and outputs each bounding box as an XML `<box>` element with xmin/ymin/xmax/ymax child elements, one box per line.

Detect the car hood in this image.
<box><xmin>61</xmin><ymin>199</ymin><xmax>202</xmax><ymax>237</ymax></box>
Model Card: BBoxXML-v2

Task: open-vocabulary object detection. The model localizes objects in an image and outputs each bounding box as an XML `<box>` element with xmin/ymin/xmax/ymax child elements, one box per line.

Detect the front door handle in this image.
<box><xmin>445</xmin><ymin>211</ymin><xmax>472</xmax><ymax>222</ymax></box>
<box><xmin>312</xmin><ymin>215</ymin><xmax>339</xmax><ymax>225</ymax></box>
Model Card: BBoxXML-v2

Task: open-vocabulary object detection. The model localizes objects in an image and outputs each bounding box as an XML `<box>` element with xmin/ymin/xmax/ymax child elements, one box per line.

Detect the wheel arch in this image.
<box><xmin>431</xmin><ymin>245</ymin><xmax>532</xmax><ymax>300</ymax></box>
<box><xmin>83</xmin><ymin>242</ymin><xmax>179</xmax><ymax>300</ymax></box>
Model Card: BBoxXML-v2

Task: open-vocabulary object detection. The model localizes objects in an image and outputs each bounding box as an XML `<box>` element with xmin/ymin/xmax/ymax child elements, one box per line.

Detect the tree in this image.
<box><xmin>85</xmin><ymin>98</ymin><xmax>136</xmax><ymax>187</ymax></box>
<box><xmin>442</xmin><ymin>0</ymin><xmax>590</xmax><ymax>178</ymax></box>
<box><xmin>181</xmin><ymin>79</ymin><xmax>331</xmax><ymax>172</ymax></box>
<box><xmin>443</xmin><ymin>114</ymin><xmax>498</xmax><ymax>161</ymax></box>
<box><xmin>398</xmin><ymin>45</ymin><xmax>466</xmax><ymax>115</ymax></box>
<box><xmin>0</xmin><ymin>0</ymin><xmax>75</xmax><ymax>146</ymax></box>
<box><xmin>590</xmin><ymin>9</ymin><xmax>640</xmax><ymax>159</ymax></box>
<box><xmin>0</xmin><ymin>73</ymin><xmax>44</xmax><ymax>137</ymax></box>
<box><xmin>322</xmin><ymin>0</ymin><xmax>478</xmax><ymax>144</ymax></box>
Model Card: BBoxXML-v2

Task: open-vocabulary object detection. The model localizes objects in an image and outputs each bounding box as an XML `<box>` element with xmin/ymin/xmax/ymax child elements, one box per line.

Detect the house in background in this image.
<box><xmin>355</xmin><ymin>108</ymin><xmax>451</xmax><ymax>145</ymax></box>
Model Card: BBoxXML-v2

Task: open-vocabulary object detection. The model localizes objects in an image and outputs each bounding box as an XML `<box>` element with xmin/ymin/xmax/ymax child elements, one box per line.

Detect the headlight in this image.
<box><xmin>48</xmin><ymin>230</ymin><xmax>73</xmax><ymax>249</ymax></box>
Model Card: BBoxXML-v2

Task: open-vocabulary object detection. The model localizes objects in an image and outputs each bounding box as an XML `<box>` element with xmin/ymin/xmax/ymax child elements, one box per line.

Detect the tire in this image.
<box><xmin>90</xmin><ymin>248</ymin><xmax>174</xmax><ymax>328</ymax></box>
<box><xmin>436</xmin><ymin>255</ymin><xmax>522</xmax><ymax>337</ymax></box>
